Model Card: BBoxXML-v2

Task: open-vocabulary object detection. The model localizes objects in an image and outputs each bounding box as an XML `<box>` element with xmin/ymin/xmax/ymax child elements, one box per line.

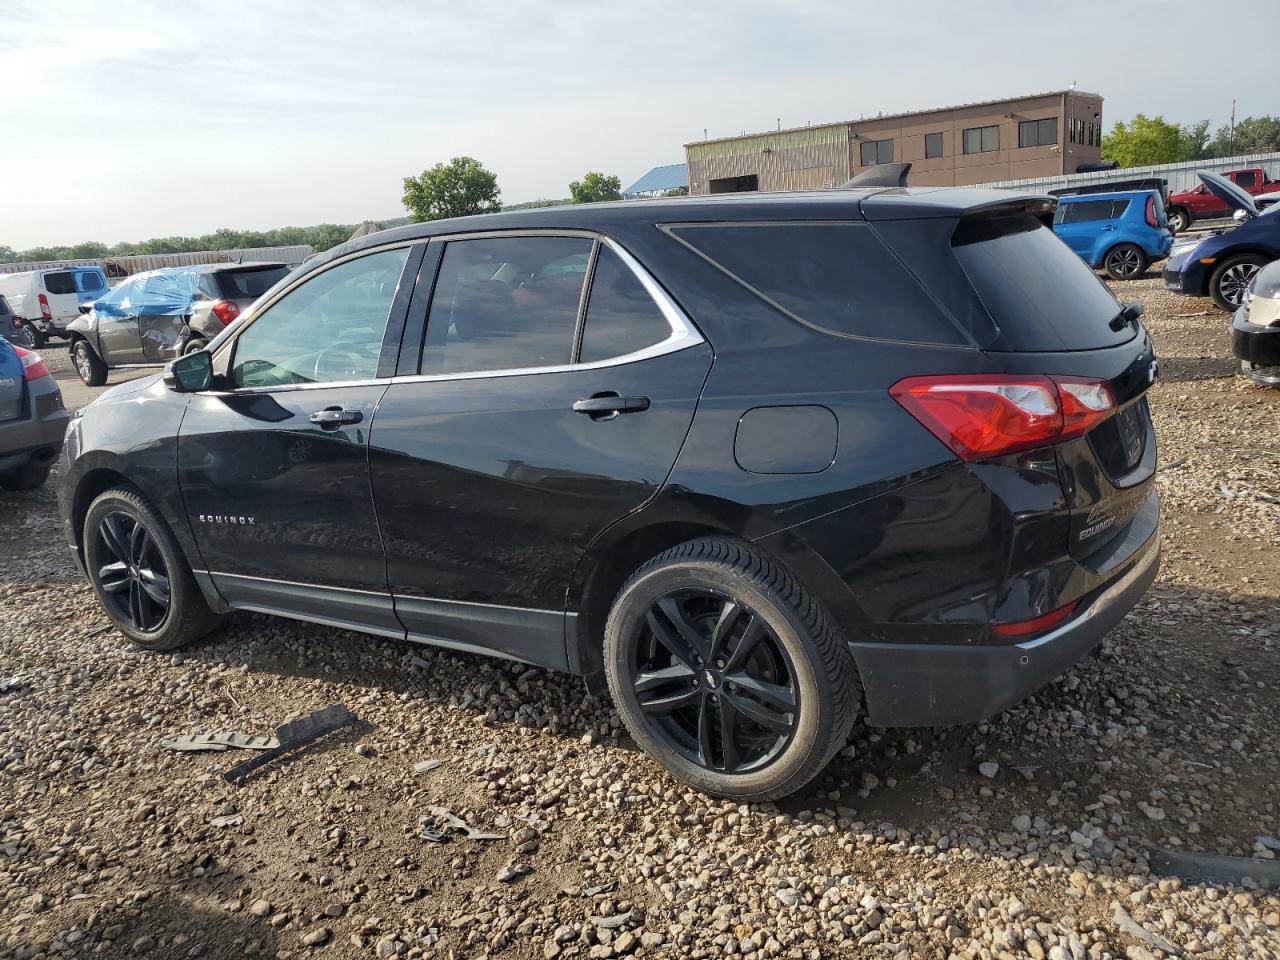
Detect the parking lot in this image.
<box><xmin>1</xmin><ymin>276</ymin><xmax>1278</xmax><ymax>959</ymax></box>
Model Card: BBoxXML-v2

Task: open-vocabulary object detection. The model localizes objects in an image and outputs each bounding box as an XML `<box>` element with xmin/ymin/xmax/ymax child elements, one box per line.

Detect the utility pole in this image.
<box><xmin>1230</xmin><ymin>99</ymin><xmax>1237</xmax><ymax>155</ymax></box>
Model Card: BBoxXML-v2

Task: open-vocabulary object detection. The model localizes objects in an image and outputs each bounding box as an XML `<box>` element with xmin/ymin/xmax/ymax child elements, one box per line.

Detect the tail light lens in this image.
<box><xmin>890</xmin><ymin>374</ymin><xmax>1116</xmax><ymax>461</ymax></box>
<box><xmin>38</xmin><ymin>293</ymin><xmax>51</xmax><ymax>320</ymax></box>
<box><xmin>12</xmin><ymin>345</ymin><xmax>50</xmax><ymax>380</ymax></box>
<box><xmin>1145</xmin><ymin>195</ymin><xmax>1159</xmax><ymax>227</ymax></box>
<box><xmin>991</xmin><ymin>599</ymin><xmax>1080</xmax><ymax>638</ymax></box>
<box><xmin>211</xmin><ymin>299</ymin><xmax>240</xmax><ymax>325</ymax></box>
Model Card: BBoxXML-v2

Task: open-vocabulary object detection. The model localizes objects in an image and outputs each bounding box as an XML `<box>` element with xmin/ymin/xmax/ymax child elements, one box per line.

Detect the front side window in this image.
<box><xmin>77</xmin><ymin>271</ymin><xmax>105</xmax><ymax>293</ymax></box>
<box><xmin>924</xmin><ymin>132</ymin><xmax>944</xmax><ymax>159</ymax></box>
<box><xmin>963</xmin><ymin>125</ymin><xmax>999</xmax><ymax>154</ymax></box>
<box><xmin>1018</xmin><ymin>118</ymin><xmax>1057</xmax><ymax>148</ymax></box>
<box><xmin>578</xmin><ymin>247</ymin><xmax>671</xmax><ymax>363</ymax></box>
<box><xmin>422</xmin><ymin>236</ymin><xmax>591</xmax><ymax>375</ymax></box>
<box><xmin>860</xmin><ymin>138</ymin><xmax>893</xmax><ymax>166</ymax></box>
<box><xmin>231</xmin><ymin>247</ymin><xmax>409</xmax><ymax>388</ymax></box>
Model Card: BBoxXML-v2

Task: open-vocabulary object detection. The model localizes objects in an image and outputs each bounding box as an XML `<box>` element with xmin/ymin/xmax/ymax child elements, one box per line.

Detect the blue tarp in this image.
<box><xmin>92</xmin><ymin>267</ymin><xmax>202</xmax><ymax>318</ymax></box>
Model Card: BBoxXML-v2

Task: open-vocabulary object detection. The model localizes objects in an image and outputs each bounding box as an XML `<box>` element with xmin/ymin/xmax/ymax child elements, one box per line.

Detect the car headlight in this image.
<box><xmin>1171</xmin><ymin>239</ymin><xmax>1201</xmax><ymax>257</ymax></box>
<box><xmin>1247</xmin><ymin>292</ymin><xmax>1280</xmax><ymax>327</ymax></box>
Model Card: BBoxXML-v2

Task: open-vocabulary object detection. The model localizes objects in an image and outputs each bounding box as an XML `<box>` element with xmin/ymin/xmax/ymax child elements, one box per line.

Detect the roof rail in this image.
<box><xmin>843</xmin><ymin>163</ymin><xmax>911</xmax><ymax>188</ymax></box>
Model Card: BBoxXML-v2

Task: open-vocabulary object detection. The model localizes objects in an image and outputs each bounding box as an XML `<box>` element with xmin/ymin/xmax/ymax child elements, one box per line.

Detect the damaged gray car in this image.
<box><xmin>66</xmin><ymin>262</ymin><xmax>288</xmax><ymax>386</ymax></box>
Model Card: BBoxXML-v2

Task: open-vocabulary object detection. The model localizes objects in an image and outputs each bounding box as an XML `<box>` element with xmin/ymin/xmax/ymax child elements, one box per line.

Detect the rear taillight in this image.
<box><xmin>890</xmin><ymin>374</ymin><xmax>1116</xmax><ymax>461</ymax></box>
<box><xmin>38</xmin><ymin>293</ymin><xmax>51</xmax><ymax>320</ymax></box>
<box><xmin>1145</xmin><ymin>195</ymin><xmax>1159</xmax><ymax>227</ymax></box>
<box><xmin>12</xmin><ymin>346</ymin><xmax>49</xmax><ymax>380</ymax></box>
<box><xmin>211</xmin><ymin>299</ymin><xmax>240</xmax><ymax>325</ymax></box>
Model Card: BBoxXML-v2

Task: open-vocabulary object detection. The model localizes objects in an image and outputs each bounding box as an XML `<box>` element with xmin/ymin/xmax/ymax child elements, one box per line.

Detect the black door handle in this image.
<box><xmin>309</xmin><ymin>406</ymin><xmax>363</xmax><ymax>428</ymax></box>
<box><xmin>572</xmin><ymin>393</ymin><xmax>650</xmax><ymax>419</ymax></box>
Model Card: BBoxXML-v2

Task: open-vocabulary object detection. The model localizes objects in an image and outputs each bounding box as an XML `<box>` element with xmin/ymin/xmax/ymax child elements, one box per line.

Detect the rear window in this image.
<box><xmin>666</xmin><ymin>223</ymin><xmax>964</xmax><ymax>344</ymax></box>
<box><xmin>952</xmin><ymin>214</ymin><xmax>1130</xmax><ymax>351</ymax></box>
<box><xmin>43</xmin><ymin>272</ymin><xmax>76</xmax><ymax>295</ymax></box>
<box><xmin>216</xmin><ymin>267</ymin><xmax>289</xmax><ymax>300</ymax></box>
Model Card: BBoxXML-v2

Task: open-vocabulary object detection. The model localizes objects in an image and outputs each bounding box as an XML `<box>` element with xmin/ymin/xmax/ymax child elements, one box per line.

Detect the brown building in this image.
<box><xmin>685</xmin><ymin>90</ymin><xmax>1103</xmax><ymax>195</ymax></box>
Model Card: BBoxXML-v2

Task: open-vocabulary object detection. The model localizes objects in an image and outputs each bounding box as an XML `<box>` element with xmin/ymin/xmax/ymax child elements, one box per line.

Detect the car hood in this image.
<box><xmin>1199</xmin><ymin>171</ymin><xmax>1259</xmax><ymax>216</ymax></box>
<box><xmin>92</xmin><ymin>372</ymin><xmax>164</xmax><ymax>406</ymax></box>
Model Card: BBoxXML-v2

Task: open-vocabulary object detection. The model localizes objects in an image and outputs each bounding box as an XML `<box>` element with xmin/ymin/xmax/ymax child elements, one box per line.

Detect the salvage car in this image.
<box><xmin>1230</xmin><ymin>258</ymin><xmax>1280</xmax><ymax>386</ymax></box>
<box><xmin>66</xmin><ymin>262</ymin><xmax>288</xmax><ymax>386</ymax></box>
<box><xmin>0</xmin><ymin>294</ymin><xmax>34</xmax><ymax>348</ymax></box>
<box><xmin>0</xmin><ymin>267</ymin><xmax>107</xmax><ymax>347</ymax></box>
<box><xmin>1052</xmin><ymin>189</ymin><xmax>1172</xmax><ymax>280</ymax></box>
<box><xmin>59</xmin><ymin>189</ymin><xmax>1160</xmax><ymax>800</ymax></box>
<box><xmin>1165</xmin><ymin>166</ymin><xmax>1280</xmax><ymax>233</ymax></box>
<box><xmin>1163</xmin><ymin>172</ymin><xmax>1280</xmax><ymax>311</ymax></box>
<box><xmin>0</xmin><ymin>339</ymin><xmax>67</xmax><ymax>490</ymax></box>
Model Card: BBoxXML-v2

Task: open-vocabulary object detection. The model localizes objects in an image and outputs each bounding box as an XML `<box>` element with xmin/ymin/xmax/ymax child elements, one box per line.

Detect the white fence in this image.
<box><xmin>0</xmin><ymin>244</ymin><xmax>314</xmax><ymax>277</ymax></box>
<box><xmin>987</xmin><ymin>152</ymin><xmax>1280</xmax><ymax>195</ymax></box>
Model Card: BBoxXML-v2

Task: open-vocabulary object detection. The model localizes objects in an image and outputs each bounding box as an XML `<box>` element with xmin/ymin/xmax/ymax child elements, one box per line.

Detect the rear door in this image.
<box><xmin>73</xmin><ymin>268</ymin><xmax>107</xmax><ymax>305</ymax></box>
<box><xmin>39</xmin><ymin>271</ymin><xmax>82</xmax><ymax>325</ymax></box>
<box><xmin>370</xmin><ymin>233</ymin><xmax>711</xmax><ymax>669</ymax></box>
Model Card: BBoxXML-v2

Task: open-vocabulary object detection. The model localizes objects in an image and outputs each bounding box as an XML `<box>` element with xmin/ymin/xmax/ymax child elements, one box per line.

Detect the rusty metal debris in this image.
<box><xmin>223</xmin><ymin>704</ymin><xmax>357</xmax><ymax>784</ymax></box>
<box><xmin>163</xmin><ymin>732</ymin><xmax>279</xmax><ymax>752</ymax></box>
<box><xmin>1150</xmin><ymin>846</ymin><xmax>1280</xmax><ymax>886</ymax></box>
<box><xmin>418</xmin><ymin>806</ymin><xmax>504</xmax><ymax>842</ymax></box>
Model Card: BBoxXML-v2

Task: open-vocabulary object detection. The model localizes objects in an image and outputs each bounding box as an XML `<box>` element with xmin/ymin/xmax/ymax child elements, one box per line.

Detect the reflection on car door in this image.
<box><xmin>370</xmin><ymin>235</ymin><xmax>711</xmax><ymax>669</ymax></box>
<box><xmin>177</xmin><ymin>244</ymin><xmax>422</xmax><ymax>634</ymax></box>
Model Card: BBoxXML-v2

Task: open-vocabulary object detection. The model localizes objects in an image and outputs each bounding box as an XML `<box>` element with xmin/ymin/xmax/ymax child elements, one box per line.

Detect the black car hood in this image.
<box><xmin>1199</xmin><ymin>171</ymin><xmax>1259</xmax><ymax>217</ymax></box>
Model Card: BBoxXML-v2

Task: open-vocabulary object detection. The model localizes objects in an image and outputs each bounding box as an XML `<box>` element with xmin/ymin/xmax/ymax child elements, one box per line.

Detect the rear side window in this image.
<box><xmin>1236</xmin><ymin>171</ymin><xmax>1257</xmax><ymax>190</ymax></box>
<box><xmin>43</xmin><ymin>272</ymin><xmax>76</xmax><ymax>295</ymax></box>
<box><xmin>423</xmin><ymin>236</ymin><xmax>592</xmax><ymax>374</ymax></box>
<box><xmin>667</xmin><ymin>223</ymin><xmax>964</xmax><ymax>345</ymax></box>
<box><xmin>1056</xmin><ymin>200</ymin><xmax>1115</xmax><ymax>224</ymax></box>
<box><xmin>578</xmin><ymin>247</ymin><xmax>671</xmax><ymax>363</ymax></box>
<box><xmin>952</xmin><ymin>214</ymin><xmax>1129</xmax><ymax>352</ymax></box>
<box><xmin>218</xmin><ymin>267</ymin><xmax>289</xmax><ymax>300</ymax></box>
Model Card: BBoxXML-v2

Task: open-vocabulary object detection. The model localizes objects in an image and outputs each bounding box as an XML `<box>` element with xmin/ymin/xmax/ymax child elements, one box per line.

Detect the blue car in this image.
<box><xmin>1053</xmin><ymin>190</ymin><xmax>1173</xmax><ymax>280</ymax></box>
<box><xmin>1163</xmin><ymin>171</ymin><xmax>1280</xmax><ymax>312</ymax></box>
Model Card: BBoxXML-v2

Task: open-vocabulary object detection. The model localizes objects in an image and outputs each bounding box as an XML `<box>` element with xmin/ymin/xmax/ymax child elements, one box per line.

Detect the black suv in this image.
<box><xmin>58</xmin><ymin>189</ymin><xmax>1160</xmax><ymax>800</ymax></box>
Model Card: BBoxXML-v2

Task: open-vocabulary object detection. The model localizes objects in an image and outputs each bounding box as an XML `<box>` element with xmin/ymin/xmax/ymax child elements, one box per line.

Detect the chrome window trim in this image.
<box><xmin>212</xmin><ymin>232</ymin><xmax>703</xmax><ymax>395</ymax></box>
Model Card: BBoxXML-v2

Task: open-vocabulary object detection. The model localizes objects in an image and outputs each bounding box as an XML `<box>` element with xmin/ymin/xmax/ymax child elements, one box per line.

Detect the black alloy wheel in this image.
<box><xmin>1103</xmin><ymin>243</ymin><xmax>1146</xmax><ymax>281</ymax></box>
<box><xmin>95</xmin><ymin>510</ymin><xmax>171</xmax><ymax>632</ymax></box>
<box><xmin>632</xmin><ymin>590</ymin><xmax>798</xmax><ymax>774</ymax></box>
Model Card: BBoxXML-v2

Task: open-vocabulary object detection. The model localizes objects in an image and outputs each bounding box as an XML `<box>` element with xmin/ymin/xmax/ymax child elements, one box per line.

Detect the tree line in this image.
<box><xmin>1102</xmin><ymin>114</ymin><xmax>1280</xmax><ymax>168</ymax></box>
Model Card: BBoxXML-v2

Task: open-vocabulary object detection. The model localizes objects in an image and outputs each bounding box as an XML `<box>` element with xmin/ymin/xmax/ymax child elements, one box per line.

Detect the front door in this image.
<box><xmin>178</xmin><ymin>244</ymin><xmax>419</xmax><ymax>634</ymax></box>
<box><xmin>370</xmin><ymin>235</ymin><xmax>711</xmax><ymax>668</ymax></box>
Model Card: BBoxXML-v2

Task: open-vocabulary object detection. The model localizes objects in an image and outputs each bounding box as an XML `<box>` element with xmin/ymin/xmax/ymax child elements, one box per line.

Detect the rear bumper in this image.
<box><xmin>849</xmin><ymin>525</ymin><xmax>1160</xmax><ymax>727</ymax></box>
<box><xmin>0</xmin><ymin>410</ymin><xmax>68</xmax><ymax>473</ymax></box>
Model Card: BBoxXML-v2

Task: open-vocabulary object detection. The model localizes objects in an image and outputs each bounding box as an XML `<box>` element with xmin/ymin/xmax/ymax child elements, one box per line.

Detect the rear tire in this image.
<box><xmin>29</xmin><ymin>327</ymin><xmax>47</xmax><ymax>349</ymax></box>
<box><xmin>0</xmin><ymin>461</ymin><xmax>51</xmax><ymax>491</ymax></box>
<box><xmin>1210</xmin><ymin>254</ymin><xmax>1268</xmax><ymax>312</ymax></box>
<box><xmin>1167</xmin><ymin>207</ymin><xmax>1189</xmax><ymax>234</ymax></box>
<box><xmin>183</xmin><ymin>337</ymin><xmax>208</xmax><ymax>356</ymax></box>
<box><xmin>83</xmin><ymin>487</ymin><xmax>222</xmax><ymax>650</ymax></box>
<box><xmin>72</xmin><ymin>339</ymin><xmax>108</xmax><ymax>387</ymax></box>
<box><xmin>604</xmin><ymin>537</ymin><xmax>860</xmax><ymax>801</ymax></box>
<box><xmin>1103</xmin><ymin>243</ymin><xmax>1147</xmax><ymax>281</ymax></box>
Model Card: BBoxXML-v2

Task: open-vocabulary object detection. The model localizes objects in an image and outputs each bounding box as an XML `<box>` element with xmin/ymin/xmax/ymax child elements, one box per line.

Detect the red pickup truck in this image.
<box><xmin>1166</xmin><ymin>167</ymin><xmax>1280</xmax><ymax>232</ymax></box>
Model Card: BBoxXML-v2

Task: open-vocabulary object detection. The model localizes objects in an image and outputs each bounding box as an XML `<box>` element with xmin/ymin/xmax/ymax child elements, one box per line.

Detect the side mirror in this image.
<box><xmin>163</xmin><ymin>350</ymin><xmax>213</xmax><ymax>392</ymax></box>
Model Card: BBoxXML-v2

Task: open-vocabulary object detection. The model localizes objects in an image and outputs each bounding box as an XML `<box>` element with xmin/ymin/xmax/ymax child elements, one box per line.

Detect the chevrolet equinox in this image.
<box><xmin>58</xmin><ymin>188</ymin><xmax>1160</xmax><ymax>800</ymax></box>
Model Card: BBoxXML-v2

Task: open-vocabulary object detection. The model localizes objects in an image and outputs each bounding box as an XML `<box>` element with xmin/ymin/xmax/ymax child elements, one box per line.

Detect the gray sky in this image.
<box><xmin>4</xmin><ymin>0</ymin><xmax>1277</xmax><ymax>250</ymax></box>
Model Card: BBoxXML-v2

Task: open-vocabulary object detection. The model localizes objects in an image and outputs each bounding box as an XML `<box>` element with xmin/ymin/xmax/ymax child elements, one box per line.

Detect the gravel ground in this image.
<box><xmin>2</xmin><ymin>276</ymin><xmax>1278</xmax><ymax>960</ymax></box>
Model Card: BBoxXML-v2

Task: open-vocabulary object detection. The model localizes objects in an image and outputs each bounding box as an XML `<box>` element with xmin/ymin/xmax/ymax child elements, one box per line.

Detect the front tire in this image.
<box><xmin>1103</xmin><ymin>243</ymin><xmax>1147</xmax><ymax>281</ymax></box>
<box><xmin>604</xmin><ymin>537</ymin><xmax>859</xmax><ymax>801</ymax></box>
<box><xmin>1210</xmin><ymin>254</ymin><xmax>1268</xmax><ymax>312</ymax></box>
<box><xmin>83</xmin><ymin>487</ymin><xmax>222</xmax><ymax>650</ymax></box>
<box><xmin>72</xmin><ymin>339</ymin><xmax>108</xmax><ymax>386</ymax></box>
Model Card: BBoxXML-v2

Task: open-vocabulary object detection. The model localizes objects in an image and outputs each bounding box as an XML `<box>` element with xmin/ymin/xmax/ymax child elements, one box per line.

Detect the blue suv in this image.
<box><xmin>1053</xmin><ymin>190</ymin><xmax>1173</xmax><ymax>280</ymax></box>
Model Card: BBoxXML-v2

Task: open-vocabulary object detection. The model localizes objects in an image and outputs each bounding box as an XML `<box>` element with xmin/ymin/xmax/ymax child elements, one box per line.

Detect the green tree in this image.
<box><xmin>569</xmin><ymin>171</ymin><xmax>622</xmax><ymax>204</ymax></box>
<box><xmin>0</xmin><ymin>245</ymin><xmax>17</xmax><ymax>262</ymax></box>
<box><xmin>1207</xmin><ymin>116</ymin><xmax>1280</xmax><ymax>158</ymax></box>
<box><xmin>1176</xmin><ymin>120</ymin><xmax>1211</xmax><ymax>162</ymax></box>
<box><xmin>1101</xmin><ymin>114</ymin><xmax>1183</xmax><ymax>167</ymax></box>
<box><xmin>402</xmin><ymin>156</ymin><xmax>501</xmax><ymax>222</ymax></box>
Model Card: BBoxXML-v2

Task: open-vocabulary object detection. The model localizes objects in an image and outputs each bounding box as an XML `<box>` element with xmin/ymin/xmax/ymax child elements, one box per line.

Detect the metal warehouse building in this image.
<box><xmin>685</xmin><ymin>90</ymin><xmax>1103</xmax><ymax>194</ymax></box>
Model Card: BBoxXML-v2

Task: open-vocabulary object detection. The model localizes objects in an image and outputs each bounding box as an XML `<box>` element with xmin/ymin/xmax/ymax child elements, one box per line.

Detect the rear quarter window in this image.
<box><xmin>42</xmin><ymin>272</ymin><xmax>77</xmax><ymax>295</ymax></box>
<box><xmin>665</xmin><ymin>222</ymin><xmax>965</xmax><ymax>345</ymax></box>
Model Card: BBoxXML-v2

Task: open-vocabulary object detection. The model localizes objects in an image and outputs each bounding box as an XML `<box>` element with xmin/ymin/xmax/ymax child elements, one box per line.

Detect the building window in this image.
<box><xmin>859</xmin><ymin>138</ymin><xmax>893</xmax><ymax>166</ymax></box>
<box><xmin>924</xmin><ymin>132</ymin><xmax>944</xmax><ymax>159</ymax></box>
<box><xmin>962</xmin><ymin>125</ymin><xmax>999</xmax><ymax>154</ymax></box>
<box><xmin>708</xmin><ymin>174</ymin><xmax>759</xmax><ymax>194</ymax></box>
<box><xmin>1018</xmin><ymin>118</ymin><xmax>1057</xmax><ymax>148</ymax></box>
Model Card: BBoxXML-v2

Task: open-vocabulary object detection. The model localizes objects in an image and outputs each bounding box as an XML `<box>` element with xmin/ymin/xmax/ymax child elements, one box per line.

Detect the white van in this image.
<box><xmin>0</xmin><ymin>268</ymin><xmax>106</xmax><ymax>346</ymax></box>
